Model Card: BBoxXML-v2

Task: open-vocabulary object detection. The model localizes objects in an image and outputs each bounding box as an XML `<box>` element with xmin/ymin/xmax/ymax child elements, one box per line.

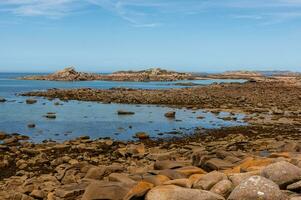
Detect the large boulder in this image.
<box><xmin>228</xmin><ymin>176</ymin><xmax>288</xmax><ymax>200</ymax></box>
<box><xmin>261</xmin><ymin>161</ymin><xmax>301</xmax><ymax>188</ymax></box>
<box><xmin>145</xmin><ymin>185</ymin><xmax>225</xmax><ymax>200</ymax></box>
<box><xmin>210</xmin><ymin>179</ymin><xmax>233</xmax><ymax>197</ymax></box>
<box><xmin>81</xmin><ymin>181</ymin><xmax>135</xmax><ymax>200</ymax></box>
<box><xmin>204</xmin><ymin>158</ymin><xmax>234</xmax><ymax>171</ymax></box>
<box><xmin>193</xmin><ymin>171</ymin><xmax>227</xmax><ymax>190</ymax></box>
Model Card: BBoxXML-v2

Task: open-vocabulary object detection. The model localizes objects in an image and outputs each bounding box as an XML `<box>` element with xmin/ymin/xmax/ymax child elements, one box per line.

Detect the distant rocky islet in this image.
<box><xmin>19</xmin><ymin>67</ymin><xmax>195</xmax><ymax>82</ymax></box>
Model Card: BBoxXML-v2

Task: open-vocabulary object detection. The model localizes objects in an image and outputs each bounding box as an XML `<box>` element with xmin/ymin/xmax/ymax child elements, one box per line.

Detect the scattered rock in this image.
<box><xmin>117</xmin><ymin>110</ymin><xmax>135</xmax><ymax>115</ymax></box>
<box><xmin>164</xmin><ymin>111</ymin><xmax>176</xmax><ymax>118</ymax></box>
<box><xmin>0</xmin><ymin>97</ymin><xmax>6</xmax><ymax>102</ymax></box>
<box><xmin>26</xmin><ymin>99</ymin><xmax>37</xmax><ymax>104</ymax></box>
<box><xmin>134</xmin><ymin>132</ymin><xmax>149</xmax><ymax>140</ymax></box>
<box><xmin>27</xmin><ymin>124</ymin><xmax>36</xmax><ymax>128</ymax></box>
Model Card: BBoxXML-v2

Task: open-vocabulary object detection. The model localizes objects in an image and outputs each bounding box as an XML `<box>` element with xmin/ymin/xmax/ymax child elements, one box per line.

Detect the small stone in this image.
<box><xmin>0</xmin><ymin>97</ymin><xmax>6</xmax><ymax>102</ymax></box>
<box><xmin>134</xmin><ymin>132</ymin><xmax>149</xmax><ymax>140</ymax></box>
<box><xmin>27</xmin><ymin>124</ymin><xmax>36</xmax><ymax>128</ymax></box>
<box><xmin>26</xmin><ymin>99</ymin><xmax>37</xmax><ymax>104</ymax></box>
<box><xmin>164</xmin><ymin>111</ymin><xmax>176</xmax><ymax>118</ymax></box>
<box><xmin>117</xmin><ymin>110</ymin><xmax>135</xmax><ymax>115</ymax></box>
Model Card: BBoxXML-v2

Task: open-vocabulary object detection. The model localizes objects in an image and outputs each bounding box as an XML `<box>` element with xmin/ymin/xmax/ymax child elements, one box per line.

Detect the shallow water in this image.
<box><xmin>0</xmin><ymin>73</ymin><xmax>247</xmax><ymax>142</ymax></box>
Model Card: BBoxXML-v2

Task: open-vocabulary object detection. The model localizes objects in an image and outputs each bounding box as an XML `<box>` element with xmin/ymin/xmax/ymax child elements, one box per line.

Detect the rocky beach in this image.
<box><xmin>1</xmin><ymin>70</ymin><xmax>301</xmax><ymax>199</ymax></box>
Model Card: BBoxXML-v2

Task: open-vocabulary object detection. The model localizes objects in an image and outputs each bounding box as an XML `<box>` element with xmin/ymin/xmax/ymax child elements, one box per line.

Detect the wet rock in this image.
<box><xmin>145</xmin><ymin>185</ymin><xmax>225</xmax><ymax>200</ymax></box>
<box><xmin>228</xmin><ymin>176</ymin><xmax>288</xmax><ymax>200</ymax></box>
<box><xmin>44</xmin><ymin>113</ymin><xmax>56</xmax><ymax>119</ymax></box>
<box><xmin>164</xmin><ymin>111</ymin><xmax>176</xmax><ymax>118</ymax></box>
<box><xmin>27</xmin><ymin>124</ymin><xmax>36</xmax><ymax>128</ymax></box>
<box><xmin>3</xmin><ymin>136</ymin><xmax>19</xmax><ymax>145</ymax></box>
<box><xmin>261</xmin><ymin>161</ymin><xmax>301</xmax><ymax>188</ymax></box>
<box><xmin>26</xmin><ymin>99</ymin><xmax>37</xmax><ymax>104</ymax></box>
<box><xmin>0</xmin><ymin>97</ymin><xmax>6</xmax><ymax>102</ymax></box>
<box><xmin>134</xmin><ymin>132</ymin><xmax>149</xmax><ymax>140</ymax></box>
<box><xmin>0</xmin><ymin>131</ymin><xmax>8</xmax><ymax>140</ymax></box>
<box><xmin>117</xmin><ymin>110</ymin><xmax>135</xmax><ymax>115</ymax></box>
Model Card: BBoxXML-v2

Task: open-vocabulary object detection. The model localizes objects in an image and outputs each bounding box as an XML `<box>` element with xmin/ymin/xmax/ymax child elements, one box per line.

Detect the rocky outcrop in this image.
<box><xmin>19</xmin><ymin>67</ymin><xmax>194</xmax><ymax>82</ymax></box>
<box><xmin>20</xmin><ymin>67</ymin><xmax>102</xmax><ymax>81</ymax></box>
<box><xmin>103</xmin><ymin>68</ymin><xmax>194</xmax><ymax>82</ymax></box>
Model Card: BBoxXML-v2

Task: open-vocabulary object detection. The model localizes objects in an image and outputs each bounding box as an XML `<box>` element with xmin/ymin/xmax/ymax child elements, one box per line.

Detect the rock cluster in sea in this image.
<box><xmin>1</xmin><ymin>129</ymin><xmax>301</xmax><ymax>200</ymax></box>
<box><xmin>20</xmin><ymin>67</ymin><xmax>195</xmax><ymax>82</ymax></box>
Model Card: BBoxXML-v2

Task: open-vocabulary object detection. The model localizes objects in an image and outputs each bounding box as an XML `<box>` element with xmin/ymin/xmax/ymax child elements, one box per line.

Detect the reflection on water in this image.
<box><xmin>0</xmin><ymin>73</ymin><xmax>247</xmax><ymax>142</ymax></box>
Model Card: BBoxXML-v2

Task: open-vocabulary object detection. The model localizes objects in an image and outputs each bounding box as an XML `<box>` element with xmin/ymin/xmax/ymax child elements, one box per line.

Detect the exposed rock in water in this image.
<box><xmin>134</xmin><ymin>132</ymin><xmax>150</xmax><ymax>140</ymax></box>
<box><xmin>164</xmin><ymin>111</ymin><xmax>176</xmax><ymax>118</ymax></box>
<box><xmin>19</xmin><ymin>67</ymin><xmax>195</xmax><ymax>82</ymax></box>
<box><xmin>0</xmin><ymin>97</ymin><xmax>6</xmax><ymax>102</ymax></box>
<box><xmin>117</xmin><ymin>110</ymin><xmax>135</xmax><ymax>115</ymax></box>
<box><xmin>26</xmin><ymin>99</ymin><xmax>37</xmax><ymax>104</ymax></box>
<box><xmin>44</xmin><ymin>113</ymin><xmax>56</xmax><ymax>119</ymax></box>
<box><xmin>27</xmin><ymin>124</ymin><xmax>36</xmax><ymax>128</ymax></box>
<box><xmin>20</xmin><ymin>67</ymin><xmax>102</xmax><ymax>81</ymax></box>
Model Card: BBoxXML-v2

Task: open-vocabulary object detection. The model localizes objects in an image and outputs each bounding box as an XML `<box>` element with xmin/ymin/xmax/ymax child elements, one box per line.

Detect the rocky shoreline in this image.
<box><xmin>22</xmin><ymin>80</ymin><xmax>301</xmax><ymax>126</ymax></box>
<box><xmin>1</xmin><ymin>123</ymin><xmax>301</xmax><ymax>200</ymax></box>
<box><xmin>1</xmin><ymin>76</ymin><xmax>300</xmax><ymax>199</ymax></box>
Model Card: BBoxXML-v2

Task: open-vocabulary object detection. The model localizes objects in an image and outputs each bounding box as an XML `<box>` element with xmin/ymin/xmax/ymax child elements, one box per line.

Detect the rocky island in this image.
<box><xmin>19</xmin><ymin>67</ymin><xmax>195</xmax><ymax>82</ymax></box>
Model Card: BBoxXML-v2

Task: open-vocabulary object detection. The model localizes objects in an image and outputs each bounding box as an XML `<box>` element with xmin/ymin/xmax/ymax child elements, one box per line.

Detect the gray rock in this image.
<box><xmin>287</xmin><ymin>180</ymin><xmax>301</xmax><ymax>191</ymax></box>
<box><xmin>228</xmin><ymin>176</ymin><xmax>288</xmax><ymax>200</ymax></box>
<box><xmin>145</xmin><ymin>185</ymin><xmax>225</xmax><ymax>200</ymax></box>
<box><xmin>0</xmin><ymin>97</ymin><xmax>6</xmax><ymax>102</ymax></box>
<box><xmin>261</xmin><ymin>161</ymin><xmax>301</xmax><ymax>188</ymax></box>
<box><xmin>228</xmin><ymin>171</ymin><xmax>261</xmax><ymax>187</ymax></box>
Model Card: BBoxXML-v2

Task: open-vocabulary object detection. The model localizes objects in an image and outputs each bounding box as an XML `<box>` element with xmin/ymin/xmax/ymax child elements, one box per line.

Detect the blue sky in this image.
<box><xmin>0</xmin><ymin>0</ymin><xmax>301</xmax><ymax>72</ymax></box>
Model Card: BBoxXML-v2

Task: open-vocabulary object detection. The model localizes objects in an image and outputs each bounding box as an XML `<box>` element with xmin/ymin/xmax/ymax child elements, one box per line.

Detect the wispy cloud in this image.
<box><xmin>1</xmin><ymin>0</ymin><xmax>301</xmax><ymax>26</ymax></box>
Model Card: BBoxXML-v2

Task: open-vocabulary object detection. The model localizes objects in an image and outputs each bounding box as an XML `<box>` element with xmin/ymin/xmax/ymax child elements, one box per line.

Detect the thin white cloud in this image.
<box><xmin>0</xmin><ymin>0</ymin><xmax>301</xmax><ymax>25</ymax></box>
